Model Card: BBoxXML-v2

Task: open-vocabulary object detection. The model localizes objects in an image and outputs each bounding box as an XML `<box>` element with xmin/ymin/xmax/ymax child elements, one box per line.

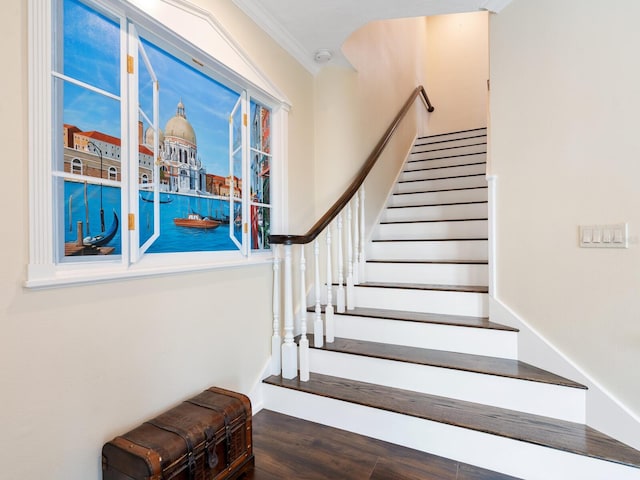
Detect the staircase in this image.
<box><xmin>262</xmin><ymin>128</ymin><xmax>640</xmax><ymax>479</ymax></box>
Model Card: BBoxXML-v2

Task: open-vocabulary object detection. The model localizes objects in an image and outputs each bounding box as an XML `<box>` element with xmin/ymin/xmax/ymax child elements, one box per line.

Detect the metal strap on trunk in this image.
<box><xmin>145</xmin><ymin>419</ymin><xmax>197</xmax><ymax>480</ymax></box>
<box><xmin>186</xmin><ymin>398</ymin><xmax>233</xmax><ymax>468</ymax></box>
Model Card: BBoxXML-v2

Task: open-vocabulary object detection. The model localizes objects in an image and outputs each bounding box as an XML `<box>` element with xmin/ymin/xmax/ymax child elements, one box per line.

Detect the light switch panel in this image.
<box><xmin>579</xmin><ymin>223</ymin><xmax>628</xmax><ymax>248</ymax></box>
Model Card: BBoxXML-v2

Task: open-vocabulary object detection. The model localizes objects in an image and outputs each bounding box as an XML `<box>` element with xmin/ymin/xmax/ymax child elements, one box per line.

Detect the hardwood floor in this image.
<box><xmin>244</xmin><ymin>409</ymin><xmax>520</xmax><ymax>480</ymax></box>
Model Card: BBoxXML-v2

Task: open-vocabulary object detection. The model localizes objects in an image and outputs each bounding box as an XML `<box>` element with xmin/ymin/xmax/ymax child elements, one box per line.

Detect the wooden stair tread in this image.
<box><xmin>367</xmin><ymin>259</ymin><xmax>489</xmax><ymax>265</ymax></box>
<box><xmin>387</xmin><ymin>201</ymin><xmax>488</xmax><ymax>209</ymax></box>
<box><xmin>408</xmin><ymin>151</ymin><xmax>487</xmax><ymax>164</ymax></box>
<box><xmin>413</xmin><ymin>134</ymin><xmax>487</xmax><ymax>148</ymax></box>
<box><xmin>416</xmin><ymin>127</ymin><xmax>487</xmax><ymax>141</ymax></box>
<box><xmin>380</xmin><ymin>218</ymin><xmax>488</xmax><ymax>225</ymax></box>
<box><xmin>358</xmin><ymin>282</ymin><xmax>489</xmax><ymax>293</ymax></box>
<box><xmin>399</xmin><ymin>172</ymin><xmax>486</xmax><ymax>184</ymax></box>
<box><xmin>264</xmin><ymin>373</ymin><xmax>640</xmax><ymax>469</ymax></box>
<box><xmin>372</xmin><ymin>237</ymin><xmax>488</xmax><ymax>242</ymax></box>
<box><xmin>305</xmin><ymin>305</ymin><xmax>516</xmax><ymax>332</ymax></box>
<box><xmin>412</xmin><ymin>142</ymin><xmax>488</xmax><ymax>155</ymax></box>
<box><xmin>393</xmin><ymin>185</ymin><xmax>488</xmax><ymax>196</ymax></box>
<box><xmin>301</xmin><ymin>334</ymin><xmax>585</xmax><ymax>389</ymax></box>
<box><xmin>404</xmin><ymin>160</ymin><xmax>487</xmax><ymax>173</ymax></box>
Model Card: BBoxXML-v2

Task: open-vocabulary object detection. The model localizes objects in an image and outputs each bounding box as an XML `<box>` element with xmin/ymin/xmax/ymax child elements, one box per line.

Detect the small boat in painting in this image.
<box><xmin>83</xmin><ymin>210</ymin><xmax>119</xmax><ymax>247</ymax></box>
<box><xmin>139</xmin><ymin>191</ymin><xmax>173</xmax><ymax>204</ymax></box>
<box><xmin>173</xmin><ymin>212</ymin><xmax>221</xmax><ymax>230</ymax></box>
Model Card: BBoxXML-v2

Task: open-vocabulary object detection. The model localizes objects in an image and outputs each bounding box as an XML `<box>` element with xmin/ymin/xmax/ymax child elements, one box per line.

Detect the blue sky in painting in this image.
<box><xmin>62</xmin><ymin>0</ymin><xmax>240</xmax><ymax>177</ymax></box>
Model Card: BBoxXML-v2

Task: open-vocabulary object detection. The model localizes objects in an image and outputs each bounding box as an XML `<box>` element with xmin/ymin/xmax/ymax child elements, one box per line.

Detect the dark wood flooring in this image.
<box><xmin>244</xmin><ymin>409</ymin><xmax>521</xmax><ymax>480</ymax></box>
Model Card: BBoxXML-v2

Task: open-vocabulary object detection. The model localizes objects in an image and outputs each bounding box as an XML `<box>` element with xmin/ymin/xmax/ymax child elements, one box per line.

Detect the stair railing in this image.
<box><xmin>270</xmin><ymin>85</ymin><xmax>434</xmax><ymax>380</ymax></box>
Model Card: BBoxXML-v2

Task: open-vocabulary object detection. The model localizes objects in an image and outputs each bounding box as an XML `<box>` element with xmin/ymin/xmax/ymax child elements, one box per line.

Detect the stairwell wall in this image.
<box><xmin>425</xmin><ymin>11</ymin><xmax>489</xmax><ymax>135</ymax></box>
<box><xmin>489</xmin><ymin>0</ymin><xmax>640</xmax><ymax>447</ymax></box>
<box><xmin>313</xmin><ymin>17</ymin><xmax>429</xmax><ymax>237</ymax></box>
<box><xmin>1</xmin><ymin>0</ymin><xmax>314</xmax><ymax>478</ymax></box>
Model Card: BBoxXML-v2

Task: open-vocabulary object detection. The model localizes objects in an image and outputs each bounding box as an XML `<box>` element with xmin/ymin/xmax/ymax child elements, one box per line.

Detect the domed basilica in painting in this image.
<box><xmin>145</xmin><ymin>100</ymin><xmax>207</xmax><ymax>194</ymax></box>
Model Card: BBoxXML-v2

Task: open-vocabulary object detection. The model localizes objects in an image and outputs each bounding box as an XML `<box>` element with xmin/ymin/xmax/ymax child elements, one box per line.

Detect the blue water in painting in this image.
<box><xmin>64</xmin><ymin>182</ymin><xmax>240</xmax><ymax>255</ymax></box>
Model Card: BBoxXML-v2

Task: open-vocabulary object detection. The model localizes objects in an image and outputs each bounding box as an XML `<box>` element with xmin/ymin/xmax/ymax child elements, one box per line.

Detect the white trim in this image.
<box><xmin>27</xmin><ymin>0</ymin><xmax>290</xmax><ymax>288</ymax></box>
<box><xmin>489</xmin><ymin>296</ymin><xmax>640</xmax><ymax>450</ymax></box>
<box><xmin>487</xmin><ymin>174</ymin><xmax>497</xmax><ymax>296</ymax></box>
<box><xmin>28</xmin><ymin>0</ymin><xmax>54</xmax><ymax>271</ymax></box>
<box><xmin>230</xmin><ymin>0</ymin><xmax>319</xmax><ymax>76</ymax></box>
<box><xmin>128</xmin><ymin>0</ymin><xmax>292</xmax><ymax>107</ymax></box>
<box><xmin>480</xmin><ymin>0</ymin><xmax>514</xmax><ymax>13</ymax></box>
<box><xmin>25</xmin><ymin>250</ymin><xmax>273</xmax><ymax>289</ymax></box>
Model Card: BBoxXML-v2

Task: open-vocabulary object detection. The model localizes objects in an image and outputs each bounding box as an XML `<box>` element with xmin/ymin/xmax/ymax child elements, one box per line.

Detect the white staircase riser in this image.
<box><xmin>410</xmin><ymin>144</ymin><xmax>486</xmax><ymax>160</ymax></box>
<box><xmin>415</xmin><ymin>129</ymin><xmax>487</xmax><ymax>144</ymax></box>
<box><xmin>382</xmin><ymin>203</ymin><xmax>488</xmax><ymax>223</ymax></box>
<box><xmin>365</xmin><ymin>262</ymin><xmax>488</xmax><ymax>286</ymax></box>
<box><xmin>374</xmin><ymin>219</ymin><xmax>488</xmax><ymax>240</ymax></box>
<box><xmin>308</xmin><ymin>349</ymin><xmax>586</xmax><ymax>423</ymax></box>
<box><xmin>400</xmin><ymin>163</ymin><xmax>486</xmax><ymax>182</ymax></box>
<box><xmin>395</xmin><ymin>175</ymin><xmax>487</xmax><ymax>193</ymax></box>
<box><xmin>332</xmin><ymin>313</ymin><xmax>517</xmax><ymax>358</ymax></box>
<box><xmin>388</xmin><ymin>188</ymin><xmax>488</xmax><ymax>207</ymax></box>
<box><xmin>368</xmin><ymin>240</ymin><xmax>488</xmax><ymax>261</ymax></box>
<box><xmin>262</xmin><ymin>385</ymin><xmax>639</xmax><ymax>480</ymax></box>
<box><xmin>354</xmin><ymin>286</ymin><xmax>488</xmax><ymax>317</ymax></box>
<box><xmin>405</xmin><ymin>153</ymin><xmax>486</xmax><ymax>171</ymax></box>
<box><xmin>411</xmin><ymin>136</ymin><xmax>487</xmax><ymax>153</ymax></box>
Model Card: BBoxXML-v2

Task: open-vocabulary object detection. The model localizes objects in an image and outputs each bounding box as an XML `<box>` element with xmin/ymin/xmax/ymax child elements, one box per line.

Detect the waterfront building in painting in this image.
<box><xmin>63</xmin><ymin>124</ymin><xmax>153</xmax><ymax>183</ymax></box>
<box><xmin>145</xmin><ymin>100</ymin><xmax>208</xmax><ymax>195</ymax></box>
<box><xmin>63</xmin><ymin>100</ymin><xmax>244</xmax><ymax>199</ymax></box>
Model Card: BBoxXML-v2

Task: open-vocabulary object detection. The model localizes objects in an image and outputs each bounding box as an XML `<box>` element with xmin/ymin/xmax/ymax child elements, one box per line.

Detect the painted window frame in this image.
<box><xmin>27</xmin><ymin>0</ymin><xmax>289</xmax><ymax>288</ymax></box>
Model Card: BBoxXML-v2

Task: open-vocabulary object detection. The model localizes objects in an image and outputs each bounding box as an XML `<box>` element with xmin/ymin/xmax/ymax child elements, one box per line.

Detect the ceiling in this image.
<box><xmin>230</xmin><ymin>0</ymin><xmax>513</xmax><ymax>74</ymax></box>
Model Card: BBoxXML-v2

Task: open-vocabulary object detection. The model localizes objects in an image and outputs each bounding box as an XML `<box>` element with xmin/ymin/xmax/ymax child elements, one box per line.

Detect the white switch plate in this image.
<box><xmin>579</xmin><ymin>223</ymin><xmax>628</xmax><ymax>248</ymax></box>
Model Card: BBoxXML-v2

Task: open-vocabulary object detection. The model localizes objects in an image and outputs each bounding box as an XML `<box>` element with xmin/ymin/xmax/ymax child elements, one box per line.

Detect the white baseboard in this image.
<box><xmin>248</xmin><ymin>356</ymin><xmax>273</xmax><ymax>415</ymax></box>
<box><xmin>489</xmin><ymin>296</ymin><xmax>640</xmax><ymax>450</ymax></box>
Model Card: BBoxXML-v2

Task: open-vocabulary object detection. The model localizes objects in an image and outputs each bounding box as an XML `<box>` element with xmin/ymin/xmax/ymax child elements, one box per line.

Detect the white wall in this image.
<box><xmin>426</xmin><ymin>12</ymin><xmax>489</xmax><ymax>134</ymax></box>
<box><xmin>0</xmin><ymin>0</ymin><xmax>314</xmax><ymax>478</ymax></box>
<box><xmin>490</xmin><ymin>0</ymin><xmax>640</xmax><ymax>444</ymax></box>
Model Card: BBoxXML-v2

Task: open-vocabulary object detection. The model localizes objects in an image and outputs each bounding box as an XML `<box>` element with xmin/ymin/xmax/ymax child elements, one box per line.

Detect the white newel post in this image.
<box><xmin>359</xmin><ymin>186</ymin><xmax>366</xmax><ymax>283</ymax></box>
<box><xmin>281</xmin><ymin>244</ymin><xmax>298</xmax><ymax>379</ymax></box>
<box><xmin>325</xmin><ymin>226</ymin><xmax>335</xmax><ymax>343</ymax></box>
<box><xmin>336</xmin><ymin>212</ymin><xmax>346</xmax><ymax>313</ymax></box>
<box><xmin>313</xmin><ymin>239</ymin><xmax>324</xmax><ymax>348</ymax></box>
<box><xmin>353</xmin><ymin>193</ymin><xmax>360</xmax><ymax>285</ymax></box>
<box><xmin>346</xmin><ymin>202</ymin><xmax>355</xmax><ymax>310</ymax></box>
<box><xmin>271</xmin><ymin>246</ymin><xmax>282</xmax><ymax>375</ymax></box>
<box><xmin>298</xmin><ymin>245</ymin><xmax>309</xmax><ymax>382</ymax></box>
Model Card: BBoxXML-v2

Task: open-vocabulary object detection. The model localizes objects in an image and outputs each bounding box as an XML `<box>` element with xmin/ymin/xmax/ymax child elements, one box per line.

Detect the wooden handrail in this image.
<box><xmin>270</xmin><ymin>85</ymin><xmax>434</xmax><ymax>245</ymax></box>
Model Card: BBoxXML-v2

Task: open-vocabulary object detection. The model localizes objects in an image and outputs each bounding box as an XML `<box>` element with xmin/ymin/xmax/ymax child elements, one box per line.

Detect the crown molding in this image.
<box><xmin>230</xmin><ymin>0</ymin><xmax>321</xmax><ymax>75</ymax></box>
<box><xmin>480</xmin><ymin>0</ymin><xmax>514</xmax><ymax>13</ymax></box>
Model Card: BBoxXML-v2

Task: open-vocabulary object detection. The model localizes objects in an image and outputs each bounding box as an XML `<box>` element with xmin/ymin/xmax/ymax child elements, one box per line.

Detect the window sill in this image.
<box><xmin>25</xmin><ymin>251</ymin><xmax>273</xmax><ymax>289</ymax></box>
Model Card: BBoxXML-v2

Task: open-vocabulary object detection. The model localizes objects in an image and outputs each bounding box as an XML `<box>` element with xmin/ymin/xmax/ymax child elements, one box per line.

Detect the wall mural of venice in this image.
<box><xmin>59</xmin><ymin>0</ymin><xmax>271</xmax><ymax>258</ymax></box>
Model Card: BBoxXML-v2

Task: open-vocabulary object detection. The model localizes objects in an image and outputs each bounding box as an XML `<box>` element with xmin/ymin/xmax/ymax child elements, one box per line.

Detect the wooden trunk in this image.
<box><xmin>102</xmin><ymin>387</ymin><xmax>253</xmax><ymax>480</ymax></box>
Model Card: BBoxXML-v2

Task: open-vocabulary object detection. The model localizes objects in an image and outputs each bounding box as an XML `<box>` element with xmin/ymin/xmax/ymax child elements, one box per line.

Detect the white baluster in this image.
<box><xmin>281</xmin><ymin>244</ymin><xmax>297</xmax><ymax>379</ymax></box>
<box><xmin>313</xmin><ymin>240</ymin><xmax>324</xmax><ymax>348</ymax></box>
<box><xmin>271</xmin><ymin>246</ymin><xmax>282</xmax><ymax>375</ymax></box>
<box><xmin>353</xmin><ymin>193</ymin><xmax>360</xmax><ymax>285</ymax></box>
<box><xmin>336</xmin><ymin>212</ymin><xmax>346</xmax><ymax>313</ymax></box>
<box><xmin>359</xmin><ymin>186</ymin><xmax>366</xmax><ymax>283</ymax></box>
<box><xmin>346</xmin><ymin>202</ymin><xmax>355</xmax><ymax>310</ymax></box>
<box><xmin>325</xmin><ymin>227</ymin><xmax>335</xmax><ymax>343</ymax></box>
<box><xmin>299</xmin><ymin>245</ymin><xmax>309</xmax><ymax>382</ymax></box>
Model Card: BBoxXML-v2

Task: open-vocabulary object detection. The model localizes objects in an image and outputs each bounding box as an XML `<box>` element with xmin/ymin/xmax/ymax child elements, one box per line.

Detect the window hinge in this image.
<box><xmin>127</xmin><ymin>55</ymin><xmax>134</xmax><ymax>74</ymax></box>
<box><xmin>128</xmin><ymin>213</ymin><xmax>135</xmax><ymax>230</ymax></box>
<box><xmin>243</xmin><ymin>113</ymin><xmax>247</xmax><ymax>127</ymax></box>
<box><xmin>243</xmin><ymin>222</ymin><xmax>248</xmax><ymax>233</ymax></box>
